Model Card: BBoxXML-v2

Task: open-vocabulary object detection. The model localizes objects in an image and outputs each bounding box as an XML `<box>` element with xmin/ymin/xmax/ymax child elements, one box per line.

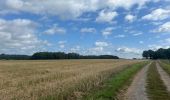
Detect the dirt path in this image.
<box><xmin>156</xmin><ymin>62</ymin><xmax>170</xmax><ymax>92</ymax></box>
<box><xmin>123</xmin><ymin>63</ymin><xmax>151</xmax><ymax>100</ymax></box>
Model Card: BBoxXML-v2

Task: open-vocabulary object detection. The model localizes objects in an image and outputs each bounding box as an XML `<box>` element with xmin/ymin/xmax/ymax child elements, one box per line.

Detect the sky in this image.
<box><xmin>0</xmin><ymin>0</ymin><xmax>170</xmax><ymax>58</ymax></box>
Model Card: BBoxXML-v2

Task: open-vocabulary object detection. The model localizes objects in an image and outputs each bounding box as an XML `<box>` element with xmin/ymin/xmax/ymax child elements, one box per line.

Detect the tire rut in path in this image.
<box><xmin>156</xmin><ymin>62</ymin><xmax>170</xmax><ymax>92</ymax></box>
<box><xmin>123</xmin><ymin>63</ymin><xmax>151</xmax><ymax>100</ymax></box>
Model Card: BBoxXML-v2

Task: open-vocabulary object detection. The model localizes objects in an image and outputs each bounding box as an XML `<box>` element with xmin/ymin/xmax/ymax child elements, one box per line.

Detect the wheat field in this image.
<box><xmin>0</xmin><ymin>59</ymin><xmax>142</xmax><ymax>100</ymax></box>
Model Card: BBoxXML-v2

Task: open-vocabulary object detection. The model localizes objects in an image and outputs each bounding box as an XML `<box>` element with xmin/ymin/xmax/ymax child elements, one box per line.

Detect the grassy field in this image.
<box><xmin>146</xmin><ymin>61</ymin><xmax>170</xmax><ymax>100</ymax></box>
<box><xmin>0</xmin><ymin>59</ymin><xmax>142</xmax><ymax>100</ymax></box>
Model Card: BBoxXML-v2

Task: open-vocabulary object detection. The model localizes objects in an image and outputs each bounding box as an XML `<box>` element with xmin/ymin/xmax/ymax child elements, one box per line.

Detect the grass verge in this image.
<box><xmin>161</xmin><ymin>60</ymin><xmax>170</xmax><ymax>65</ymax></box>
<box><xmin>83</xmin><ymin>61</ymin><xmax>148</xmax><ymax>100</ymax></box>
<box><xmin>146</xmin><ymin>61</ymin><xmax>170</xmax><ymax>100</ymax></box>
<box><xmin>159</xmin><ymin>60</ymin><xmax>170</xmax><ymax>75</ymax></box>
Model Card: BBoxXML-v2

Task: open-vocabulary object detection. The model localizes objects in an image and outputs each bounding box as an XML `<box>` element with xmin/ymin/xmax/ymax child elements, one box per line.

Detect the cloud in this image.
<box><xmin>148</xmin><ymin>44</ymin><xmax>170</xmax><ymax>50</ymax></box>
<box><xmin>6</xmin><ymin>0</ymin><xmax>23</xmax><ymax>9</ymax></box>
<box><xmin>70</xmin><ymin>46</ymin><xmax>81</xmax><ymax>52</ymax></box>
<box><xmin>58</xmin><ymin>41</ymin><xmax>67</xmax><ymax>44</ymax></box>
<box><xmin>96</xmin><ymin>10</ymin><xmax>118</xmax><ymax>23</ymax></box>
<box><xmin>142</xmin><ymin>8</ymin><xmax>170</xmax><ymax>21</ymax></box>
<box><xmin>107</xmin><ymin>0</ymin><xmax>154</xmax><ymax>10</ymax></box>
<box><xmin>88</xmin><ymin>46</ymin><xmax>104</xmax><ymax>55</ymax></box>
<box><xmin>102</xmin><ymin>27</ymin><xmax>115</xmax><ymax>36</ymax></box>
<box><xmin>58</xmin><ymin>41</ymin><xmax>67</xmax><ymax>49</ymax></box>
<box><xmin>44</xmin><ymin>24</ymin><xmax>66</xmax><ymax>35</ymax></box>
<box><xmin>87</xmin><ymin>41</ymin><xmax>110</xmax><ymax>55</ymax></box>
<box><xmin>4</xmin><ymin>0</ymin><xmax>102</xmax><ymax>19</ymax></box>
<box><xmin>114</xmin><ymin>34</ymin><xmax>125</xmax><ymax>38</ymax></box>
<box><xmin>0</xmin><ymin>18</ymin><xmax>47</xmax><ymax>54</ymax></box>
<box><xmin>64</xmin><ymin>44</ymin><xmax>111</xmax><ymax>56</ymax></box>
<box><xmin>125</xmin><ymin>14</ymin><xmax>136</xmax><ymax>22</ymax></box>
<box><xmin>115</xmin><ymin>47</ymin><xmax>142</xmax><ymax>54</ymax></box>
<box><xmin>132</xmin><ymin>32</ymin><xmax>143</xmax><ymax>36</ymax></box>
<box><xmin>80</xmin><ymin>28</ymin><xmax>96</xmax><ymax>33</ymax></box>
<box><xmin>1</xmin><ymin>0</ymin><xmax>160</xmax><ymax>20</ymax></box>
<box><xmin>127</xmin><ymin>30</ymin><xmax>143</xmax><ymax>36</ymax></box>
<box><xmin>152</xmin><ymin>22</ymin><xmax>170</xmax><ymax>33</ymax></box>
<box><xmin>148</xmin><ymin>38</ymin><xmax>170</xmax><ymax>50</ymax></box>
<box><xmin>165</xmin><ymin>38</ymin><xmax>170</xmax><ymax>43</ymax></box>
<box><xmin>95</xmin><ymin>41</ymin><xmax>109</xmax><ymax>47</ymax></box>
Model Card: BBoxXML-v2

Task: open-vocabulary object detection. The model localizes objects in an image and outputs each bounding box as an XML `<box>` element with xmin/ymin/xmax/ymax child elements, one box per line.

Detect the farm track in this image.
<box><xmin>156</xmin><ymin>62</ymin><xmax>170</xmax><ymax>92</ymax></box>
<box><xmin>123</xmin><ymin>62</ymin><xmax>151</xmax><ymax>100</ymax></box>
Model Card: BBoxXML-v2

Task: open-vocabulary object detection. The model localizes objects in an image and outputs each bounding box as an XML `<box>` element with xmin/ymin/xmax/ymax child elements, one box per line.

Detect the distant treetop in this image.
<box><xmin>0</xmin><ymin>52</ymin><xmax>119</xmax><ymax>60</ymax></box>
<box><xmin>142</xmin><ymin>48</ymin><xmax>170</xmax><ymax>59</ymax></box>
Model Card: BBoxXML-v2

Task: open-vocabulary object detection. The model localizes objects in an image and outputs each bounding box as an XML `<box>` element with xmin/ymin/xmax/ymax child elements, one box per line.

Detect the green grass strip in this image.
<box><xmin>146</xmin><ymin>62</ymin><xmax>170</xmax><ymax>100</ymax></box>
<box><xmin>159</xmin><ymin>60</ymin><xmax>170</xmax><ymax>75</ymax></box>
<box><xmin>161</xmin><ymin>60</ymin><xmax>170</xmax><ymax>65</ymax></box>
<box><xmin>83</xmin><ymin>61</ymin><xmax>148</xmax><ymax>100</ymax></box>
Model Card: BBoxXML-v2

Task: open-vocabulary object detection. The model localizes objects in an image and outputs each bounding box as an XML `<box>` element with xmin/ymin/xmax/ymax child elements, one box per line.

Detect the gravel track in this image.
<box><xmin>123</xmin><ymin>63</ymin><xmax>151</xmax><ymax>100</ymax></box>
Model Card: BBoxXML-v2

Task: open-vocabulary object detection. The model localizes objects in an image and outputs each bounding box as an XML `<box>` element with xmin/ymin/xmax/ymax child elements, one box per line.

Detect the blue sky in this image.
<box><xmin>0</xmin><ymin>0</ymin><xmax>170</xmax><ymax>58</ymax></box>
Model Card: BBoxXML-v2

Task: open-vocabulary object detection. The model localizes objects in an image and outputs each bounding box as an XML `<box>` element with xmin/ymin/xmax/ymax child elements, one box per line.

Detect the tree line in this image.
<box><xmin>142</xmin><ymin>48</ymin><xmax>170</xmax><ymax>59</ymax></box>
<box><xmin>0</xmin><ymin>52</ymin><xmax>119</xmax><ymax>60</ymax></box>
<box><xmin>0</xmin><ymin>54</ymin><xmax>30</xmax><ymax>60</ymax></box>
<box><xmin>31</xmin><ymin>52</ymin><xmax>119</xmax><ymax>59</ymax></box>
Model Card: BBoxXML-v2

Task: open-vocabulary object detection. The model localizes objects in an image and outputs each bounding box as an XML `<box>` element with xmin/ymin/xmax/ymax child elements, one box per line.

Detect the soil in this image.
<box><xmin>122</xmin><ymin>63</ymin><xmax>151</xmax><ymax>100</ymax></box>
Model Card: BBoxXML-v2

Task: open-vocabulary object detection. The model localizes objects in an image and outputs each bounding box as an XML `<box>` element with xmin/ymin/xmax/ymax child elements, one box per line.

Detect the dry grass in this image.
<box><xmin>0</xmin><ymin>59</ymin><xmax>142</xmax><ymax>100</ymax></box>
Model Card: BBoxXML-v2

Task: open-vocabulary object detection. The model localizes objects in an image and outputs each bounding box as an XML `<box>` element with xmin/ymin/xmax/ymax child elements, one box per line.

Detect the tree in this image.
<box><xmin>147</xmin><ymin>50</ymin><xmax>155</xmax><ymax>59</ymax></box>
<box><xmin>142</xmin><ymin>51</ymin><xmax>149</xmax><ymax>59</ymax></box>
<box><xmin>142</xmin><ymin>48</ymin><xmax>170</xmax><ymax>59</ymax></box>
<box><xmin>31</xmin><ymin>52</ymin><xmax>119</xmax><ymax>60</ymax></box>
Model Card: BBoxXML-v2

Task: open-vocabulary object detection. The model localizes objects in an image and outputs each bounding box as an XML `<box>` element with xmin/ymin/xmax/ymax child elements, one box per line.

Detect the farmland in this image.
<box><xmin>0</xmin><ymin>59</ymin><xmax>143</xmax><ymax>100</ymax></box>
<box><xmin>1</xmin><ymin>59</ymin><xmax>170</xmax><ymax>100</ymax></box>
<box><xmin>0</xmin><ymin>0</ymin><xmax>169</xmax><ymax>100</ymax></box>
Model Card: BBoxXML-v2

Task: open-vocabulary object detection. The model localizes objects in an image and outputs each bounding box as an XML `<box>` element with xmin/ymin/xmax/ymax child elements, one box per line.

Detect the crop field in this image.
<box><xmin>1</xmin><ymin>60</ymin><xmax>170</xmax><ymax>100</ymax></box>
<box><xmin>0</xmin><ymin>59</ymin><xmax>143</xmax><ymax>100</ymax></box>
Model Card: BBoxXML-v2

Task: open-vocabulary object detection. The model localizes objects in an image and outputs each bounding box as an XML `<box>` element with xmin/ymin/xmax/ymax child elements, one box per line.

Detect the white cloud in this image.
<box><xmin>44</xmin><ymin>24</ymin><xmax>66</xmax><ymax>35</ymax></box>
<box><xmin>4</xmin><ymin>0</ymin><xmax>103</xmax><ymax>19</ymax></box>
<box><xmin>96</xmin><ymin>10</ymin><xmax>118</xmax><ymax>23</ymax></box>
<box><xmin>148</xmin><ymin>38</ymin><xmax>170</xmax><ymax>50</ymax></box>
<box><xmin>0</xmin><ymin>18</ymin><xmax>47</xmax><ymax>54</ymax></box>
<box><xmin>114</xmin><ymin>34</ymin><xmax>125</xmax><ymax>38</ymax></box>
<box><xmin>58</xmin><ymin>41</ymin><xmax>67</xmax><ymax>44</ymax></box>
<box><xmin>6</xmin><ymin>0</ymin><xmax>23</xmax><ymax>9</ymax></box>
<box><xmin>165</xmin><ymin>38</ymin><xmax>170</xmax><ymax>43</ymax></box>
<box><xmin>153</xmin><ymin>22</ymin><xmax>170</xmax><ymax>33</ymax></box>
<box><xmin>80</xmin><ymin>28</ymin><xmax>96</xmax><ymax>33</ymax></box>
<box><xmin>87</xmin><ymin>41</ymin><xmax>110</xmax><ymax>55</ymax></box>
<box><xmin>107</xmin><ymin>0</ymin><xmax>153</xmax><ymax>10</ymax></box>
<box><xmin>151</xmin><ymin>21</ymin><xmax>163</xmax><ymax>25</ymax></box>
<box><xmin>58</xmin><ymin>41</ymin><xmax>67</xmax><ymax>49</ymax></box>
<box><xmin>102</xmin><ymin>27</ymin><xmax>115</xmax><ymax>36</ymax></box>
<box><xmin>59</xmin><ymin>45</ymin><xmax>65</xmax><ymax>49</ymax></box>
<box><xmin>115</xmin><ymin>47</ymin><xmax>142</xmax><ymax>54</ymax></box>
<box><xmin>69</xmin><ymin>46</ymin><xmax>108</xmax><ymax>56</ymax></box>
<box><xmin>132</xmin><ymin>32</ymin><xmax>143</xmax><ymax>36</ymax></box>
<box><xmin>125</xmin><ymin>14</ymin><xmax>136</xmax><ymax>22</ymax></box>
<box><xmin>0</xmin><ymin>0</ymin><xmax>160</xmax><ymax>20</ymax></box>
<box><xmin>89</xmin><ymin>46</ymin><xmax>104</xmax><ymax>53</ymax></box>
<box><xmin>148</xmin><ymin>44</ymin><xmax>170</xmax><ymax>50</ymax></box>
<box><xmin>95</xmin><ymin>41</ymin><xmax>109</xmax><ymax>47</ymax></box>
<box><xmin>142</xmin><ymin>8</ymin><xmax>170</xmax><ymax>21</ymax></box>
<box><xmin>70</xmin><ymin>46</ymin><xmax>81</xmax><ymax>52</ymax></box>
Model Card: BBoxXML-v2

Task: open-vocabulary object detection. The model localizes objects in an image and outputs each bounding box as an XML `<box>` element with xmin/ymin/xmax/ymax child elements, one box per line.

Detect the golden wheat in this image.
<box><xmin>0</xmin><ymin>59</ymin><xmax>142</xmax><ymax>100</ymax></box>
